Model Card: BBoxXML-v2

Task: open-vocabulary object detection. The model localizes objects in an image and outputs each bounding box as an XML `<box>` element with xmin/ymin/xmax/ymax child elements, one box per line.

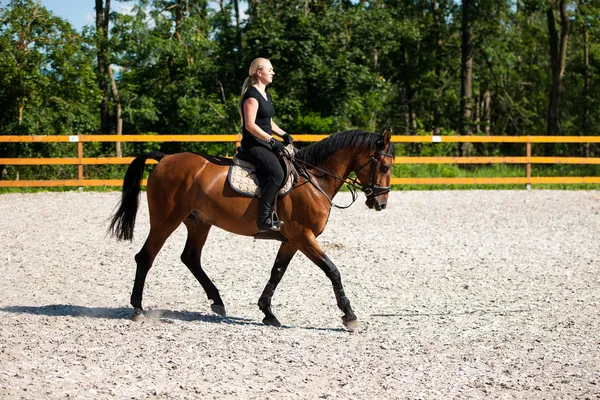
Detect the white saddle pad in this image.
<box><xmin>227</xmin><ymin>147</ymin><xmax>295</xmax><ymax>198</ymax></box>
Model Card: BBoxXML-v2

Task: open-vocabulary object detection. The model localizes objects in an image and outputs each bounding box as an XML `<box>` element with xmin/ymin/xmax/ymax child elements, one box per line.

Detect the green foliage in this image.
<box><xmin>110</xmin><ymin>0</ymin><xmax>228</xmax><ymax>135</ymax></box>
<box><xmin>294</xmin><ymin>113</ymin><xmax>336</xmax><ymax>134</ymax></box>
<box><xmin>0</xmin><ymin>1</ymin><xmax>99</xmax><ymax>138</ymax></box>
<box><xmin>1</xmin><ymin>0</ymin><xmax>599</xmax><ymax>186</ymax></box>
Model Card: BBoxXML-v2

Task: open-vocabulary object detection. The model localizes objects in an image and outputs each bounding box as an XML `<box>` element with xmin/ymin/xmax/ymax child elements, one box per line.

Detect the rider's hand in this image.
<box><xmin>282</xmin><ymin>133</ymin><xmax>294</xmax><ymax>146</ymax></box>
<box><xmin>269</xmin><ymin>137</ymin><xmax>286</xmax><ymax>153</ymax></box>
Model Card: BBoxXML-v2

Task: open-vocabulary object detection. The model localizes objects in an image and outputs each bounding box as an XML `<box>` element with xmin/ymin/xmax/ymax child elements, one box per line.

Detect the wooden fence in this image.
<box><xmin>1</xmin><ymin>134</ymin><xmax>599</xmax><ymax>188</ymax></box>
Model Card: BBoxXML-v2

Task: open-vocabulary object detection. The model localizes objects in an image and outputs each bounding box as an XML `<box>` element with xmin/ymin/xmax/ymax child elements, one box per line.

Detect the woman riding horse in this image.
<box><xmin>109</xmin><ymin>128</ymin><xmax>394</xmax><ymax>330</ymax></box>
<box><xmin>238</xmin><ymin>57</ymin><xmax>293</xmax><ymax>232</ymax></box>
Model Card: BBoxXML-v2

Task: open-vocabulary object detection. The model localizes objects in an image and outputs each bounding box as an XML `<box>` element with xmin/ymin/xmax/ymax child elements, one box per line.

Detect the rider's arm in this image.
<box><xmin>243</xmin><ymin>98</ymin><xmax>273</xmax><ymax>142</ymax></box>
<box><xmin>271</xmin><ymin>120</ymin><xmax>287</xmax><ymax>138</ymax></box>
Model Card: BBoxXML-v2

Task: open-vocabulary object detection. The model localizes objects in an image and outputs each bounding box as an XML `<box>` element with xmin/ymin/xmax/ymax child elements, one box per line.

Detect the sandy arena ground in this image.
<box><xmin>0</xmin><ymin>190</ymin><xmax>599</xmax><ymax>399</ymax></box>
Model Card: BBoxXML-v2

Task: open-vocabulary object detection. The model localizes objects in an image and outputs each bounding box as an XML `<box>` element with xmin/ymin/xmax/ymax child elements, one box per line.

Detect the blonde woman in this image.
<box><xmin>238</xmin><ymin>57</ymin><xmax>293</xmax><ymax>232</ymax></box>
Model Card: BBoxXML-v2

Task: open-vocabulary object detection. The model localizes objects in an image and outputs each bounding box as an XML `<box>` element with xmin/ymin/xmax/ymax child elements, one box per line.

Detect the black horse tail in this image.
<box><xmin>108</xmin><ymin>152</ymin><xmax>165</xmax><ymax>241</ymax></box>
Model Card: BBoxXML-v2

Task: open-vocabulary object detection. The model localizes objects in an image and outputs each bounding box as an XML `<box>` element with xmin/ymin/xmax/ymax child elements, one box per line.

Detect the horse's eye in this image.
<box><xmin>380</xmin><ymin>165</ymin><xmax>389</xmax><ymax>173</ymax></box>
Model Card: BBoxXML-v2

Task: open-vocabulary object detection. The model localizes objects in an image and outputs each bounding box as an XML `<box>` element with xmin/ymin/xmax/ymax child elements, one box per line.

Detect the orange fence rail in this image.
<box><xmin>1</xmin><ymin>134</ymin><xmax>599</xmax><ymax>188</ymax></box>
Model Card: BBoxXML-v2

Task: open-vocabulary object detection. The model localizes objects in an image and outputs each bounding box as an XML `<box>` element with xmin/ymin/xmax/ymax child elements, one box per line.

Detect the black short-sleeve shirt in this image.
<box><xmin>242</xmin><ymin>86</ymin><xmax>275</xmax><ymax>146</ymax></box>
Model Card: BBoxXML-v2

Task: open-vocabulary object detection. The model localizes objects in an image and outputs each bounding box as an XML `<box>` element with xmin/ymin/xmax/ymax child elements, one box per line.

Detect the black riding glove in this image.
<box><xmin>269</xmin><ymin>137</ymin><xmax>286</xmax><ymax>153</ymax></box>
<box><xmin>282</xmin><ymin>133</ymin><xmax>294</xmax><ymax>146</ymax></box>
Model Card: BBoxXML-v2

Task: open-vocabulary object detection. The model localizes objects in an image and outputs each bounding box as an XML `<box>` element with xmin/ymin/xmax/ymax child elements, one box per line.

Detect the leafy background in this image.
<box><xmin>1</xmin><ymin>0</ymin><xmax>599</xmax><ymax>185</ymax></box>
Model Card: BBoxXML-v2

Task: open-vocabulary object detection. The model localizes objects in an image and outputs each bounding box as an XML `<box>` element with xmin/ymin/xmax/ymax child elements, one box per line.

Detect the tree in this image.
<box><xmin>242</xmin><ymin>0</ymin><xmax>403</xmax><ymax>133</ymax></box>
<box><xmin>95</xmin><ymin>0</ymin><xmax>111</xmax><ymax>134</ymax></box>
<box><xmin>0</xmin><ymin>0</ymin><xmax>98</xmax><ymax>179</ymax></box>
<box><xmin>576</xmin><ymin>0</ymin><xmax>595</xmax><ymax>137</ymax></box>
<box><xmin>546</xmin><ymin>0</ymin><xmax>569</xmax><ymax>134</ymax></box>
<box><xmin>460</xmin><ymin>0</ymin><xmax>474</xmax><ymax>137</ymax></box>
<box><xmin>110</xmin><ymin>0</ymin><xmax>229</xmax><ymax>153</ymax></box>
<box><xmin>431</xmin><ymin>0</ymin><xmax>452</xmax><ymax>134</ymax></box>
<box><xmin>0</xmin><ymin>0</ymin><xmax>98</xmax><ymax>135</ymax></box>
<box><xmin>2</xmin><ymin>0</ymin><xmax>600</xmax><ymax>172</ymax></box>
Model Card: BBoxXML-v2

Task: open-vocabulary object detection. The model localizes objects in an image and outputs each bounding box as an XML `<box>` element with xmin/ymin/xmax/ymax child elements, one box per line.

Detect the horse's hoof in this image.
<box><xmin>263</xmin><ymin>317</ymin><xmax>282</xmax><ymax>327</ymax></box>
<box><xmin>211</xmin><ymin>304</ymin><xmax>227</xmax><ymax>317</ymax></box>
<box><xmin>343</xmin><ymin>317</ymin><xmax>358</xmax><ymax>332</ymax></box>
<box><xmin>131</xmin><ymin>309</ymin><xmax>145</xmax><ymax>322</ymax></box>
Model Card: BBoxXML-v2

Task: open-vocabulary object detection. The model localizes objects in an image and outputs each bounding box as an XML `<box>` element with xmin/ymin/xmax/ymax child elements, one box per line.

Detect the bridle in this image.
<box><xmin>291</xmin><ymin>140</ymin><xmax>394</xmax><ymax>209</ymax></box>
<box><xmin>345</xmin><ymin>141</ymin><xmax>394</xmax><ymax>199</ymax></box>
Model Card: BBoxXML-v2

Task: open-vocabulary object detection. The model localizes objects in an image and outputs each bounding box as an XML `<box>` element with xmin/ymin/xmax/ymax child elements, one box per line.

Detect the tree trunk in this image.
<box><xmin>233</xmin><ymin>0</ymin><xmax>243</xmax><ymax>50</ymax></box>
<box><xmin>168</xmin><ymin>0</ymin><xmax>184</xmax><ymax>80</ymax></box>
<box><xmin>108</xmin><ymin>65</ymin><xmax>123</xmax><ymax>157</ymax></box>
<box><xmin>176</xmin><ymin>0</ymin><xmax>183</xmax><ymax>36</ymax></box>
<box><xmin>167</xmin><ymin>0</ymin><xmax>184</xmax><ymax>137</ymax></box>
<box><xmin>431</xmin><ymin>0</ymin><xmax>445</xmax><ymax>135</ymax></box>
<box><xmin>474</xmin><ymin>91</ymin><xmax>480</xmax><ymax>133</ymax></box>
<box><xmin>582</xmin><ymin>18</ymin><xmax>590</xmax><ymax>156</ymax></box>
<box><xmin>483</xmin><ymin>90</ymin><xmax>491</xmax><ymax>135</ymax></box>
<box><xmin>95</xmin><ymin>0</ymin><xmax>110</xmax><ymax>134</ymax></box>
<box><xmin>460</xmin><ymin>0</ymin><xmax>474</xmax><ymax>156</ymax></box>
<box><xmin>406</xmin><ymin>84</ymin><xmax>417</xmax><ymax>134</ymax></box>
<box><xmin>398</xmin><ymin>38</ymin><xmax>417</xmax><ymax>135</ymax></box>
<box><xmin>403</xmin><ymin>110</ymin><xmax>410</xmax><ymax>135</ymax></box>
<box><xmin>401</xmin><ymin>88</ymin><xmax>410</xmax><ymax>134</ymax></box>
<box><xmin>546</xmin><ymin>0</ymin><xmax>569</xmax><ymax>135</ymax></box>
<box><xmin>410</xmin><ymin>108</ymin><xmax>417</xmax><ymax>133</ymax></box>
<box><xmin>582</xmin><ymin>12</ymin><xmax>589</xmax><ymax>130</ymax></box>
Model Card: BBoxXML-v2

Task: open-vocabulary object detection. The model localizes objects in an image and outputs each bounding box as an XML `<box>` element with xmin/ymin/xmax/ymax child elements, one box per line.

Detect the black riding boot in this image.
<box><xmin>257</xmin><ymin>187</ymin><xmax>284</xmax><ymax>232</ymax></box>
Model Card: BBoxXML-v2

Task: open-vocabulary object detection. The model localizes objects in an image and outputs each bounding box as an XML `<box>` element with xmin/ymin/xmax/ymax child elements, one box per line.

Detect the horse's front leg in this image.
<box><xmin>298</xmin><ymin>234</ymin><xmax>357</xmax><ymax>331</ymax></box>
<box><xmin>258</xmin><ymin>243</ymin><xmax>297</xmax><ymax>327</ymax></box>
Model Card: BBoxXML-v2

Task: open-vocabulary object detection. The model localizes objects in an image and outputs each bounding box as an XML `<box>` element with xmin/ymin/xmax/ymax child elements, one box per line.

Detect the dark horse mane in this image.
<box><xmin>296</xmin><ymin>129</ymin><xmax>394</xmax><ymax>165</ymax></box>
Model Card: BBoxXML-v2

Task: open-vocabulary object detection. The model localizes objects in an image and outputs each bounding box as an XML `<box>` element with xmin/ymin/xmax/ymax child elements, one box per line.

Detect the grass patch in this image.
<box><xmin>390</xmin><ymin>163</ymin><xmax>600</xmax><ymax>190</ymax></box>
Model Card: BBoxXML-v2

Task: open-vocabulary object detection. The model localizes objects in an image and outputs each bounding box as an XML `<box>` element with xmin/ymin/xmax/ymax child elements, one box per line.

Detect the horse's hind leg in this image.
<box><xmin>258</xmin><ymin>243</ymin><xmax>297</xmax><ymax>327</ymax></box>
<box><xmin>130</xmin><ymin>228</ymin><xmax>172</xmax><ymax>320</ymax></box>
<box><xmin>181</xmin><ymin>221</ymin><xmax>226</xmax><ymax>316</ymax></box>
<box><xmin>131</xmin><ymin>209</ymin><xmax>189</xmax><ymax>320</ymax></box>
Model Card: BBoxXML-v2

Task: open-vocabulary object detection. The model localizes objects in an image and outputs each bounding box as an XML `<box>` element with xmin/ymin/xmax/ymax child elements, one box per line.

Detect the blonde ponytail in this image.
<box><xmin>238</xmin><ymin>76</ymin><xmax>252</xmax><ymax>123</ymax></box>
<box><xmin>238</xmin><ymin>57</ymin><xmax>269</xmax><ymax>124</ymax></box>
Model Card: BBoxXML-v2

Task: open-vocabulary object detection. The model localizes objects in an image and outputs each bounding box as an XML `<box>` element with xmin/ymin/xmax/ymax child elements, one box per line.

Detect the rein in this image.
<box><xmin>288</xmin><ymin>142</ymin><xmax>394</xmax><ymax>209</ymax></box>
<box><xmin>293</xmin><ymin>158</ymin><xmax>359</xmax><ymax>209</ymax></box>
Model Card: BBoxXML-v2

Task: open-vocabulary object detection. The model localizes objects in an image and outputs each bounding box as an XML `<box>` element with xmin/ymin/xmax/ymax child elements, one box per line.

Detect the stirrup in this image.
<box><xmin>257</xmin><ymin>212</ymin><xmax>284</xmax><ymax>232</ymax></box>
<box><xmin>257</xmin><ymin>219</ymin><xmax>283</xmax><ymax>232</ymax></box>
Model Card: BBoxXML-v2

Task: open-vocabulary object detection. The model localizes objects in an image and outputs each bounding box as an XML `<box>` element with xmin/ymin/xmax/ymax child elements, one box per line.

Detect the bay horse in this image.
<box><xmin>109</xmin><ymin>129</ymin><xmax>394</xmax><ymax>330</ymax></box>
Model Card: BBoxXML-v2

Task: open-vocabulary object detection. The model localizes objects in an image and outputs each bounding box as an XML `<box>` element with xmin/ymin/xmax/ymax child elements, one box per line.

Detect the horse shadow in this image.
<box><xmin>0</xmin><ymin>304</ymin><xmax>257</xmax><ymax>326</ymax></box>
<box><xmin>0</xmin><ymin>304</ymin><xmax>346</xmax><ymax>332</ymax></box>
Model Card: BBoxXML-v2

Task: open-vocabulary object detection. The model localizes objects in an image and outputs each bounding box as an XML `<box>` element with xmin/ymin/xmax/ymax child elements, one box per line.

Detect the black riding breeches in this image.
<box><xmin>244</xmin><ymin>144</ymin><xmax>284</xmax><ymax>206</ymax></box>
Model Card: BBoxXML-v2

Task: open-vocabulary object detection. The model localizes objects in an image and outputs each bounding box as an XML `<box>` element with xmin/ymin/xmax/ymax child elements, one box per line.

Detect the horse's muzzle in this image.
<box><xmin>366</xmin><ymin>198</ymin><xmax>387</xmax><ymax>211</ymax></box>
<box><xmin>375</xmin><ymin>203</ymin><xmax>386</xmax><ymax>211</ymax></box>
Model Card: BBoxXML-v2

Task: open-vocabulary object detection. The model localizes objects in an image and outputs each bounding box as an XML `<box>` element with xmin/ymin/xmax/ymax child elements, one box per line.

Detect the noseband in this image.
<box><xmin>346</xmin><ymin>141</ymin><xmax>394</xmax><ymax>199</ymax></box>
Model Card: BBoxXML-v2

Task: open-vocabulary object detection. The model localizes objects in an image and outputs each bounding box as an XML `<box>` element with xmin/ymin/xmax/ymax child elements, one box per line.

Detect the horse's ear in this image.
<box><xmin>382</xmin><ymin>128</ymin><xmax>392</xmax><ymax>144</ymax></box>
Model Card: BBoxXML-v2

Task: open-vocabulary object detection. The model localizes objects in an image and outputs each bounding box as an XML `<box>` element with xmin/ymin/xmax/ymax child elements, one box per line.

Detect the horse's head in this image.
<box><xmin>353</xmin><ymin>129</ymin><xmax>394</xmax><ymax>211</ymax></box>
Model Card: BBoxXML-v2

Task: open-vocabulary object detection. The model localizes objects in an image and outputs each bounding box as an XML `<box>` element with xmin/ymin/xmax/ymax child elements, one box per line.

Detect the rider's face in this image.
<box><xmin>258</xmin><ymin>62</ymin><xmax>275</xmax><ymax>85</ymax></box>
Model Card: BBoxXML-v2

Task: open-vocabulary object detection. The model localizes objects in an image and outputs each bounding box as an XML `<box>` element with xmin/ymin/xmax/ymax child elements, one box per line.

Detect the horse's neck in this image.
<box><xmin>312</xmin><ymin>149</ymin><xmax>357</xmax><ymax>198</ymax></box>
